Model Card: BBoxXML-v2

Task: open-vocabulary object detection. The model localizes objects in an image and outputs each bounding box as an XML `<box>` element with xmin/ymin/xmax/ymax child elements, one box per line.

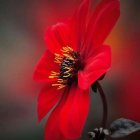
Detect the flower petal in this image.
<box><xmin>81</xmin><ymin>0</ymin><xmax>120</xmax><ymax>58</ymax></box>
<box><xmin>38</xmin><ymin>85</ymin><xmax>64</xmax><ymax>122</ymax></box>
<box><xmin>44</xmin><ymin>22</ymin><xmax>70</xmax><ymax>54</ymax></box>
<box><xmin>44</xmin><ymin>0</ymin><xmax>90</xmax><ymax>54</ymax></box>
<box><xmin>70</xmin><ymin>0</ymin><xmax>90</xmax><ymax>51</ymax></box>
<box><xmin>59</xmin><ymin>84</ymin><xmax>90</xmax><ymax>139</ymax></box>
<box><xmin>78</xmin><ymin>45</ymin><xmax>111</xmax><ymax>90</ymax></box>
<box><xmin>44</xmin><ymin>90</ymin><xmax>70</xmax><ymax>140</ymax></box>
<box><xmin>33</xmin><ymin>50</ymin><xmax>59</xmax><ymax>82</ymax></box>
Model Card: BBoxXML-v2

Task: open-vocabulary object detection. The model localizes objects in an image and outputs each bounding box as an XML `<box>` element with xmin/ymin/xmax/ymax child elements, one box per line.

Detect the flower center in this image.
<box><xmin>49</xmin><ymin>46</ymin><xmax>81</xmax><ymax>90</ymax></box>
<box><xmin>59</xmin><ymin>51</ymin><xmax>80</xmax><ymax>85</ymax></box>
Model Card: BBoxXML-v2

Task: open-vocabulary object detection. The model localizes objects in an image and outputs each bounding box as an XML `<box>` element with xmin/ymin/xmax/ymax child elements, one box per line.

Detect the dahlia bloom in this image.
<box><xmin>34</xmin><ymin>0</ymin><xmax>120</xmax><ymax>139</ymax></box>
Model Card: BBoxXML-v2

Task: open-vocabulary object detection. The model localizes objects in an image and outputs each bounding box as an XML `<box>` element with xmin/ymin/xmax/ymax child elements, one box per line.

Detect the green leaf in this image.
<box><xmin>110</xmin><ymin>118</ymin><xmax>140</xmax><ymax>138</ymax></box>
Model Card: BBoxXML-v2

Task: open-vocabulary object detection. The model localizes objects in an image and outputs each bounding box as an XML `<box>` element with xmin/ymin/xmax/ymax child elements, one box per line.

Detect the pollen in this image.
<box><xmin>49</xmin><ymin>46</ymin><xmax>81</xmax><ymax>90</ymax></box>
<box><xmin>49</xmin><ymin>71</ymin><xmax>59</xmax><ymax>79</ymax></box>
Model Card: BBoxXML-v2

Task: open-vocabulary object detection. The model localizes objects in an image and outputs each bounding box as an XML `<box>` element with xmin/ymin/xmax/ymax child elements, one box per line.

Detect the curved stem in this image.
<box><xmin>96</xmin><ymin>82</ymin><xmax>108</xmax><ymax>128</ymax></box>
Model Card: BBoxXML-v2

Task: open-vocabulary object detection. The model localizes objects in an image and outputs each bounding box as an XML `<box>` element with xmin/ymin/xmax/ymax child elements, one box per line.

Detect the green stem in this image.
<box><xmin>96</xmin><ymin>82</ymin><xmax>108</xmax><ymax>128</ymax></box>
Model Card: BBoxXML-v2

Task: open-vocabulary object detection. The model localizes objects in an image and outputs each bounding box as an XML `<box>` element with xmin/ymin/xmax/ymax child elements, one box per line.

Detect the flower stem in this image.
<box><xmin>96</xmin><ymin>82</ymin><xmax>108</xmax><ymax>128</ymax></box>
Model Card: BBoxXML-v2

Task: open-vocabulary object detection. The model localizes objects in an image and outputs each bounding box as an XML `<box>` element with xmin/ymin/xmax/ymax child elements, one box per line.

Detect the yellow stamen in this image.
<box><xmin>63</xmin><ymin>54</ymin><xmax>74</xmax><ymax>60</ymax></box>
<box><xmin>57</xmin><ymin>79</ymin><xmax>64</xmax><ymax>83</ymax></box>
<box><xmin>63</xmin><ymin>73</ymin><xmax>71</xmax><ymax>78</ymax></box>
<box><xmin>64</xmin><ymin>67</ymin><xmax>73</xmax><ymax>73</ymax></box>
<box><xmin>48</xmin><ymin>46</ymin><xmax>76</xmax><ymax>90</ymax></box>
<box><xmin>61</xmin><ymin>46</ymin><xmax>73</xmax><ymax>53</ymax></box>
<box><xmin>52</xmin><ymin>83</ymin><xmax>66</xmax><ymax>90</ymax></box>
<box><xmin>49</xmin><ymin>71</ymin><xmax>59</xmax><ymax>78</ymax></box>
<box><xmin>54</xmin><ymin>53</ymin><xmax>63</xmax><ymax>64</ymax></box>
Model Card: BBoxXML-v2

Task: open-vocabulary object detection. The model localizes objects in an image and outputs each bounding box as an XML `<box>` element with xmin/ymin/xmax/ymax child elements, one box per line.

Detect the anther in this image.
<box><xmin>49</xmin><ymin>46</ymin><xmax>81</xmax><ymax>89</ymax></box>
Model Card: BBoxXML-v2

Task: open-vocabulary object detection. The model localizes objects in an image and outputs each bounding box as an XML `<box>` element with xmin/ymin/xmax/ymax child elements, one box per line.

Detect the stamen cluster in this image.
<box><xmin>49</xmin><ymin>46</ymin><xmax>80</xmax><ymax>89</ymax></box>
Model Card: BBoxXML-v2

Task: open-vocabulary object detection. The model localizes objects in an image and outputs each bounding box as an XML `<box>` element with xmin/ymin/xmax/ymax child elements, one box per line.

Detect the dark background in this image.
<box><xmin>0</xmin><ymin>0</ymin><xmax>140</xmax><ymax>140</ymax></box>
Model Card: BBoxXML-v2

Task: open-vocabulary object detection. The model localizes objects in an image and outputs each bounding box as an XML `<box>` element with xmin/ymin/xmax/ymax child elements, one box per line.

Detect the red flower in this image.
<box><xmin>34</xmin><ymin>0</ymin><xmax>120</xmax><ymax>139</ymax></box>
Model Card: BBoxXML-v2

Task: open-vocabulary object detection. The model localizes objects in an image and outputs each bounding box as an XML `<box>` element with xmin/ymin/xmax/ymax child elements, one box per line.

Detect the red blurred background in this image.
<box><xmin>0</xmin><ymin>0</ymin><xmax>140</xmax><ymax>140</ymax></box>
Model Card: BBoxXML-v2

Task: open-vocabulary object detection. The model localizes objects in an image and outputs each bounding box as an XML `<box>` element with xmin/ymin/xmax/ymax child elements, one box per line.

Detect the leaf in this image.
<box><xmin>110</xmin><ymin>118</ymin><xmax>140</xmax><ymax>138</ymax></box>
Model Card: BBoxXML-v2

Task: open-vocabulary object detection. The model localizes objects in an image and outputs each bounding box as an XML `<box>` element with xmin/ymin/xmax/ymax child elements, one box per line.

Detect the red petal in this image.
<box><xmin>33</xmin><ymin>50</ymin><xmax>59</xmax><ymax>82</ymax></box>
<box><xmin>70</xmin><ymin>0</ymin><xmax>90</xmax><ymax>51</ymax></box>
<box><xmin>38</xmin><ymin>85</ymin><xmax>64</xmax><ymax>122</ymax></box>
<box><xmin>59</xmin><ymin>84</ymin><xmax>90</xmax><ymax>139</ymax></box>
<box><xmin>44</xmin><ymin>23</ymin><xmax>70</xmax><ymax>54</ymax></box>
<box><xmin>44</xmin><ymin>90</ymin><xmax>71</xmax><ymax>140</ymax></box>
<box><xmin>81</xmin><ymin>0</ymin><xmax>120</xmax><ymax>58</ymax></box>
<box><xmin>78</xmin><ymin>45</ymin><xmax>111</xmax><ymax>90</ymax></box>
<box><xmin>44</xmin><ymin>0</ymin><xmax>90</xmax><ymax>53</ymax></box>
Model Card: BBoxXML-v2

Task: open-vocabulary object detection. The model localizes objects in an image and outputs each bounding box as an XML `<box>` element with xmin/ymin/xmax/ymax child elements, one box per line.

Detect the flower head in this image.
<box><xmin>34</xmin><ymin>0</ymin><xmax>120</xmax><ymax>139</ymax></box>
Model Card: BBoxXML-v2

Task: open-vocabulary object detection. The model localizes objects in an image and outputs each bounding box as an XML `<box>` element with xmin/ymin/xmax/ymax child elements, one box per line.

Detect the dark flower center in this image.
<box><xmin>49</xmin><ymin>46</ymin><xmax>81</xmax><ymax>90</ymax></box>
<box><xmin>59</xmin><ymin>52</ymin><xmax>81</xmax><ymax>86</ymax></box>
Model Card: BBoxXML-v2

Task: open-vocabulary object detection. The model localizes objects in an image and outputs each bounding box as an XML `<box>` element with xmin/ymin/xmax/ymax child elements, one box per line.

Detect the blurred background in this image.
<box><xmin>0</xmin><ymin>0</ymin><xmax>140</xmax><ymax>140</ymax></box>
